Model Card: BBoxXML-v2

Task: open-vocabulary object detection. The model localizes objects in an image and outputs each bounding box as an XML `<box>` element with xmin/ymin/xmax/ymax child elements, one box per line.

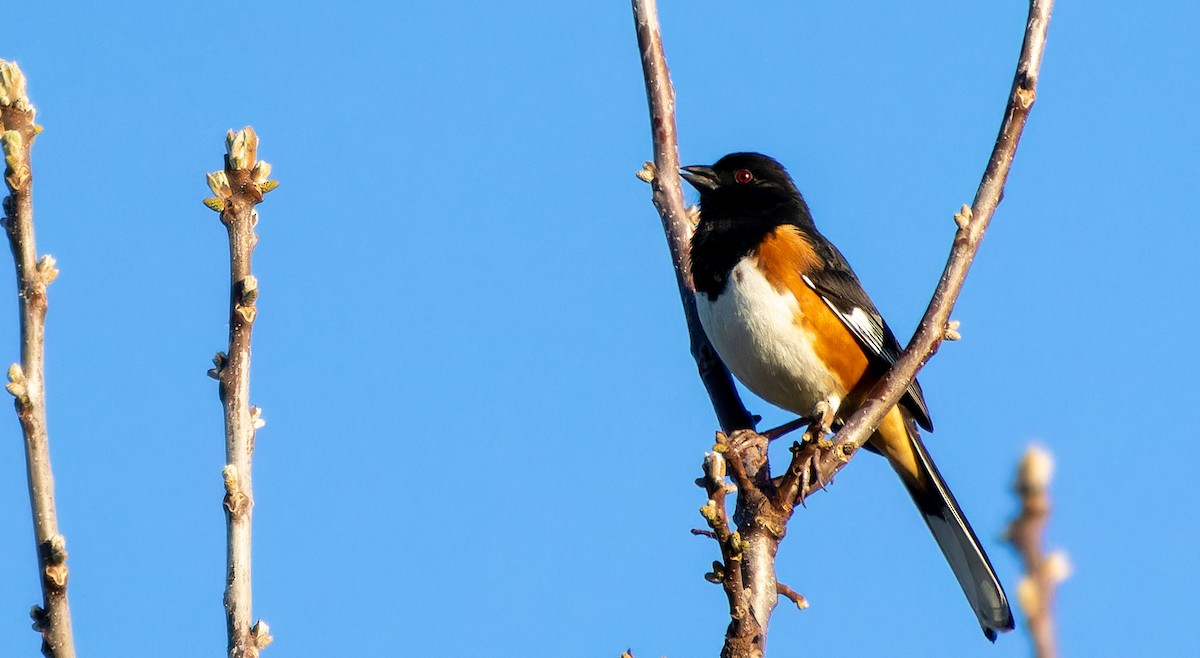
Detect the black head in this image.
<box><xmin>680</xmin><ymin>152</ymin><xmax>806</xmax><ymax>214</ymax></box>
<box><xmin>683</xmin><ymin>153</ymin><xmax>819</xmax><ymax>299</ymax></box>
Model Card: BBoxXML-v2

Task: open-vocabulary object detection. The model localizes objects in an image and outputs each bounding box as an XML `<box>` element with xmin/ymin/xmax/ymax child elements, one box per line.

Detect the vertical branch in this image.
<box><xmin>204</xmin><ymin>127</ymin><xmax>278</xmax><ymax>658</ymax></box>
<box><xmin>631</xmin><ymin>0</ymin><xmax>753</xmax><ymax>434</ymax></box>
<box><xmin>0</xmin><ymin>60</ymin><xmax>75</xmax><ymax>658</ymax></box>
<box><xmin>630</xmin><ymin>2</ymin><xmax>769</xmax><ymax>654</ymax></box>
<box><xmin>1005</xmin><ymin>446</ymin><xmax>1069</xmax><ymax>658</ymax></box>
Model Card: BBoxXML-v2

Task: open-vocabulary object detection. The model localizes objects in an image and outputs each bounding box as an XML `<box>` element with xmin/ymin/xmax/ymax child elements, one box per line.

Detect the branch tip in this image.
<box><xmin>776</xmin><ymin>582</ymin><xmax>809</xmax><ymax>610</ymax></box>
<box><xmin>36</xmin><ymin>254</ymin><xmax>58</xmax><ymax>284</ymax></box>
<box><xmin>0</xmin><ymin>60</ymin><xmax>33</xmax><ymax>111</ymax></box>
<box><xmin>226</xmin><ymin>126</ymin><xmax>259</xmax><ymax>170</ymax></box>
<box><xmin>1017</xmin><ymin>443</ymin><xmax>1054</xmax><ymax>492</ymax></box>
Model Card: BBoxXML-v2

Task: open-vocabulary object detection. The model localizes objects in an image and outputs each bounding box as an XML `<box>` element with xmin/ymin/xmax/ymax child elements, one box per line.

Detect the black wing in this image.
<box><xmin>800</xmin><ymin>240</ymin><xmax>933</xmax><ymax>431</ymax></box>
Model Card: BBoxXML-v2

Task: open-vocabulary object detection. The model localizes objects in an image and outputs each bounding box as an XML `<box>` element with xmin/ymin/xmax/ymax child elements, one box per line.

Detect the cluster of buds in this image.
<box><xmin>0</xmin><ymin>60</ymin><xmax>32</xmax><ymax>111</ymax></box>
<box><xmin>202</xmin><ymin>126</ymin><xmax>279</xmax><ymax>212</ymax></box>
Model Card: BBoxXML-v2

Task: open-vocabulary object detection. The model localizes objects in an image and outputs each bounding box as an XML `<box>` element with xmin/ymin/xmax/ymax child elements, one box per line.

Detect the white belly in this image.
<box><xmin>695</xmin><ymin>259</ymin><xmax>843</xmax><ymax>416</ymax></box>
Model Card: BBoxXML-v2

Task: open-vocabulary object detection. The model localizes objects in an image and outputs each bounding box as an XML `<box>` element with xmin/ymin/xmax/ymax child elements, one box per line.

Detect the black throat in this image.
<box><xmin>690</xmin><ymin>191</ymin><xmax>815</xmax><ymax>301</ymax></box>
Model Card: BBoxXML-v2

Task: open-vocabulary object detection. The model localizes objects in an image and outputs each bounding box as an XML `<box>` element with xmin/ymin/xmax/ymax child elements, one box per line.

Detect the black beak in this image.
<box><xmin>679</xmin><ymin>165</ymin><xmax>719</xmax><ymax>192</ymax></box>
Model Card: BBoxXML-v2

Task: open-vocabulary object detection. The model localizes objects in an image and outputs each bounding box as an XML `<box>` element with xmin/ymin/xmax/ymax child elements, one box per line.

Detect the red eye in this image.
<box><xmin>734</xmin><ymin>169</ymin><xmax>754</xmax><ymax>184</ymax></box>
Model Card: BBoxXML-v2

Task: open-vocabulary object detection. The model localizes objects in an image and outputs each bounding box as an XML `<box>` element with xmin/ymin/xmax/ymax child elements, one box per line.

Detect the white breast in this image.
<box><xmin>695</xmin><ymin>258</ymin><xmax>843</xmax><ymax>417</ymax></box>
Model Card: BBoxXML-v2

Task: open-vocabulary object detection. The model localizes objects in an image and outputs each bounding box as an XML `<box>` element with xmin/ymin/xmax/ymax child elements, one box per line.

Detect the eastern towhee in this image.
<box><xmin>681</xmin><ymin>152</ymin><xmax>1014</xmax><ymax>641</ymax></box>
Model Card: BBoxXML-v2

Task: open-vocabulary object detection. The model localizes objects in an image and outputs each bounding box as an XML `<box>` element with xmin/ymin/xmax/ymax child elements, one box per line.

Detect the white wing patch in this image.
<box><xmin>802</xmin><ymin>274</ymin><xmax>890</xmax><ymax>363</ymax></box>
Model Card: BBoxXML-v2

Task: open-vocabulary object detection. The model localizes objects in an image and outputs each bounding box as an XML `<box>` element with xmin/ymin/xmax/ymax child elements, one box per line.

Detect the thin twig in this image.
<box><xmin>775</xmin><ymin>582</ymin><xmax>808</xmax><ymax>611</ymax></box>
<box><xmin>632</xmin><ymin>1</ymin><xmax>1054</xmax><ymax>655</ymax></box>
<box><xmin>205</xmin><ymin>127</ymin><xmax>277</xmax><ymax>658</ymax></box>
<box><xmin>0</xmin><ymin>59</ymin><xmax>75</xmax><ymax>658</ymax></box>
<box><xmin>1005</xmin><ymin>445</ymin><xmax>1069</xmax><ymax>658</ymax></box>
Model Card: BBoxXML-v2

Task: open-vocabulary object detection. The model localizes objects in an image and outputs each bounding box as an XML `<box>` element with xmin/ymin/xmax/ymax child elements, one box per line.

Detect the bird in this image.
<box><xmin>680</xmin><ymin>151</ymin><xmax>1014</xmax><ymax>641</ymax></box>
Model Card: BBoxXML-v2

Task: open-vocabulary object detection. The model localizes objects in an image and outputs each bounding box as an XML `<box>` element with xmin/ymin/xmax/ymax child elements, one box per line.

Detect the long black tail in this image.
<box><xmin>893</xmin><ymin>427</ymin><xmax>1015</xmax><ymax>641</ymax></box>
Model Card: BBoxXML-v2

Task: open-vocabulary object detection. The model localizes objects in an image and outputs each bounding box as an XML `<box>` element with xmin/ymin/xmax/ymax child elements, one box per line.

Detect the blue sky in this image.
<box><xmin>2</xmin><ymin>2</ymin><xmax>1197</xmax><ymax>656</ymax></box>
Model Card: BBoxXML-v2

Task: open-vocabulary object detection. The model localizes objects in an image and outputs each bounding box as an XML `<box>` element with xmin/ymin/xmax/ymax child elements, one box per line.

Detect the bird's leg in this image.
<box><xmin>761</xmin><ymin>416</ymin><xmax>810</xmax><ymax>441</ymax></box>
<box><xmin>796</xmin><ymin>400</ymin><xmax>836</xmax><ymax>495</ymax></box>
<box><xmin>801</xmin><ymin>400</ymin><xmax>835</xmax><ymax>444</ymax></box>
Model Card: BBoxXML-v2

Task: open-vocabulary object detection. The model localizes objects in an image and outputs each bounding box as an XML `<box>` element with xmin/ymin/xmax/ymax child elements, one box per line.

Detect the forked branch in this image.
<box><xmin>632</xmin><ymin>1</ymin><xmax>1054</xmax><ymax>655</ymax></box>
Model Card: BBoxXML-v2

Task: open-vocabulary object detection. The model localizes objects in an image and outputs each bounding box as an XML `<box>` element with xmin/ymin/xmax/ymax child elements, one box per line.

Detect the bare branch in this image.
<box><xmin>0</xmin><ymin>59</ymin><xmax>76</xmax><ymax>658</ymax></box>
<box><xmin>631</xmin><ymin>0</ymin><xmax>753</xmax><ymax>434</ymax></box>
<box><xmin>1005</xmin><ymin>445</ymin><xmax>1069</xmax><ymax>658</ymax></box>
<box><xmin>792</xmin><ymin>0</ymin><xmax>1055</xmax><ymax>502</ymax></box>
<box><xmin>205</xmin><ymin>126</ymin><xmax>278</xmax><ymax>658</ymax></box>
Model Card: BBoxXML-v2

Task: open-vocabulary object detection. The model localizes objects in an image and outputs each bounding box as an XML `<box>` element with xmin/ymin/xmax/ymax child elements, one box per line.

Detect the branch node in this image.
<box><xmin>636</xmin><ymin>161</ymin><xmax>655</xmax><ymax>184</ymax></box>
<box><xmin>953</xmin><ymin>204</ymin><xmax>973</xmax><ymax>230</ymax></box>
<box><xmin>251</xmin><ymin>161</ymin><xmax>272</xmax><ymax>186</ymax></box>
<box><xmin>1045</xmin><ymin>550</ymin><xmax>1072</xmax><ymax>584</ymax></box>
<box><xmin>1015</xmin><ymin>76</ymin><xmax>1038</xmax><ymax>110</ymax></box>
<box><xmin>42</xmin><ymin>532</ymin><xmax>70</xmax><ymax>589</ymax></box>
<box><xmin>207</xmin><ymin>171</ymin><xmax>232</xmax><ymax>199</ymax></box>
<box><xmin>2</xmin><ymin>130</ymin><xmax>30</xmax><ymax>189</ymax></box>
<box><xmin>944</xmin><ymin>319</ymin><xmax>962</xmax><ymax>341</ymax></box>
<box><xmin>223</xmin><ymin>464</ymin><xmax>241</xmax><ymax>496</ymax></box>
<box><xmin>5</xmin><ymin>362</ymin><xmax>27</xmax><ymax>398</ymax></box>
<box><xmin>235</xmin><ymin>305</ymin><xmax>257</xmax><ymax>323</ymax></box>
<box><xmin>250</xmin><ymin>620</ymin><xmax>273</xmax><ymax>652</ymax></box>
<box><xmin>250</xmin><ymin>406</ymin><xmax>266</xmax><ymax>430</ymax></box>
<box><xmin>208</xmin><ymin>352</ymin><xmax>228</xmax><ymax>380</ymax></box>
<box><xmin>727</xmin><ymin>531</ymin><xmax>745</xmax><ymax>557</ymax></box>
<box><xmin>45</xmin><ymin>534</ymin><xmax>68</xmax><ymax>564</ymax></box>
<box><xmin>704</xmin><ymin>561</ymin><xmax>725</xmax><ymax>583</ymax></box>
<box><xmin>36</xmin><ymin>254</ymin><xmax>58</xmax><ymax>285</ymax></box>
<box><xmin>836</xmin><ymin>442</ymin><xmax>856</xmax><ymax>461</ymax></box>
<box><xmin>29</xmin><ymin>605</ymin><xmax>48</xmax><ymax>632</ymax></box>
<box><xmin>43</xmin><ymin>562</ymin><xmax>68</xmax><ymax>589</ymax></box>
